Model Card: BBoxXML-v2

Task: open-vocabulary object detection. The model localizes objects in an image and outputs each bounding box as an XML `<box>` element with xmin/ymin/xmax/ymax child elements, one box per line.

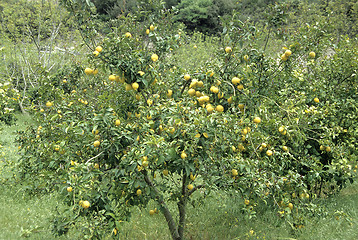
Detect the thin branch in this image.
<box><xmin>85</xmin><ymin>151</ymin><xmax>104</xmax><ymax>164</ymax></box>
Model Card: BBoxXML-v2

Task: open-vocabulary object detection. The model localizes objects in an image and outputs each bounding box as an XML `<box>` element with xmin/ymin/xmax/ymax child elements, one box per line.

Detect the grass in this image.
<box><xmin>0</xmin><ymin>114</ymin><xmax>357</xmax><ymax>240</ymax></box>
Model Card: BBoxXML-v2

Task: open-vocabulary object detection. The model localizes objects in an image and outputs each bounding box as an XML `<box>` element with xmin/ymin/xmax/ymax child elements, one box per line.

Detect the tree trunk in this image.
<box><xmin>143</xmin><ymin>171</ymin><xmax>181</xmax><ymax>240</ymax></box>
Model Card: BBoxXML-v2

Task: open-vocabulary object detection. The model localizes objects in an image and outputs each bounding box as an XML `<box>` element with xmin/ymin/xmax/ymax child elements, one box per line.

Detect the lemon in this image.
<box><xmin>244</xmin><ymin>55</ymin><xmax>249</xmax><ymax>61</ymax></box>
<box><xmin>187</xmin><ymin>184</ymin><xmax>194</xmax><ymax>190</ymax></box>
<box><xmin>125</xmin><ymin>32</ymin><xmax>132</xmax><ymax>38</ymax></box>
<box><xmin>314</xmin><ymin>97</ymin><xmax>319</xmax><ymax>103</ymax></box>
<box><xmin>278</xmin><ymin>126</ymin><xmax>285</xmax><ymax>133</ymax></box>
<box><xmin>142</xmin><ymin>160</ymin><xmax>149</xmax><ymax>167</ymax></box>
<box><xmin>188</xmin><ymin>88</ymin><xmax>196</xmax><ymax>96</ymax></box>
<box><xmin>95</xmin><ymin>46</ymin><xmax>102</xmax><ymax>52</ymax></box>
<box><xmin>109</xmin><ymin>75</ymin><xmax>116</xmax><ymax>81</ymax></box>
<box><xmin>93</xmin><ymin>140</ymin><xmax>100</xmax><ymax>147</ymax></box>
<box><xmin>115</xmin><ymin>119</ymin><xmax>121</xmax><ymax>126</ymax></box>
<box><xmin>84</xmin><ymin>68</ymin><xmax>93</xmax><ymax>75</ymax></box>
<box><xmin>288</xmin><ymin>203</ymin><xmax>293</xmax><ymax>210</ymax></box>
<box><xmin>253</xmin><ymin>117</ymin><xmax>261</xmax><ymax>124</ymax></box>
<box><xmin>132</xmin><ymin>82</ymin><xmax>139</xmax><ymax>90</ymax></box>
<box><xmin>216</xmin><ymin>105</ymin><xmax>224</xmax><ymax>112</ymax></box>
<box><xmin>184</xmin><ymin>74</ymin><xmax>191</xmax><ymax>81</ymax></box>
<box><xmin>281</xmin><ymin>54</ymin><xmax>288</xmax><ymax>61</ymax></box>
<box><xmin>196</xmin><ymin>81</ymin><xmax>204</xmax><ymax>87</ymax></box>
<box><xmin>146</xmin><ymin>29</ymin><xmax>150</xmax><ymax>34</ymax></box>
<box><xmin>282</xmin><ymin>146</ymin><xmax>288</xmax><ymax>152</ymax></box>
<box><xmin>167</xmin><ymin>89</ymin><xmax>173</xmax><ymax>97</ymax></box>
<box><xmin>266</xmin><ymin>150</ymin><xmax>273</xmax><ymax>156</ymax></box>
<box><xmin>227</xmin><ymin>96</ymin><xmax>233</xmax><ymax>104</ymax></box>
<box><xmin>232</xmin><ymin>77</ymin><xmax>240</xmax><ymax>85</ymax></box>
<box><xmin>93</xmin><ymin>50</ymin><xmax>99</xmax><ymax>56</ymax></box>
<box><xmin>206</xmin><ymin>105</ymin><xmax>214</xmax><ymax>113</ymax></box>
<box><xmin>181</xmin><ymin>151</ymin><xmax>187</xmax><ymax>159</ymax></box>
<box><xmin>232</xmin><ymin>169</ymin><xmax>238</xmax><ymax>176</ymax></box>
<box><xmin>163</xmin><ymin>169</ymin><xmax>169</xmax><ymax>176</ymax></box>
<box><xmin>67</xmin><ymin>187</ymin><xmax>73</xmax><ymax>192</ymax></box>
<box><xmin>151</xmin><ymin>54</ymin><xmax>158</xmax><ymax>62</ymax></box>
<box><xmin>210</xmin><ymin>86</ymin><xmax>219</xmax><ymax>93</ymax></box>
<box><xmin>225</xmin><ymin>47</ymin><xmax>232</xmax><ymax>53</ymax></box>
<box><xmin>309</xmin><ymin>51</ymin><xmax>316</xmax><ymax>58</ymax></box>
<box><xmin>149</xmin><ymin>209</ymin><xmax>155</xmax><ymax>215</ymax></box>
<box><xmin>136</xmin><ymin>189</ymin><xmax>142</xmax><ymax>196</ymax></box>
<box><xmin>284</xmin><ymin>50</ymin><xmax>292</xmax><ymax>57</ymax></box>
<box><xmin>244</xmin><ymin>199</ymin><xmax>250</xmax><ymax>205</ymax></box>
<box><xmin>150</xmin><ymin>24</ymin><xmax>155</xmax><ymax>31</ymax></box>
<box><xmin>46</xmin><ymin>101</ymin><xmax>53</xmax><ymax>107</ymax></box>
<box><xmin>82</xmin><ymin>200</ymin><xmax>90</xmax><ymax>209</ymax></box>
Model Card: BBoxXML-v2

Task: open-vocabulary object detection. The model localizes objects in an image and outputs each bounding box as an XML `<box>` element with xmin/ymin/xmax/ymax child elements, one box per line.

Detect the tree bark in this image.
<box><xmin>178</xmin><ymin>175</ymin><xmax>187</xmax><ymax>239</ymax></box>
<box><xmin>143</xmin><ymin>171</ymin><xmax>180</xmax><ymax>240</ymax></box>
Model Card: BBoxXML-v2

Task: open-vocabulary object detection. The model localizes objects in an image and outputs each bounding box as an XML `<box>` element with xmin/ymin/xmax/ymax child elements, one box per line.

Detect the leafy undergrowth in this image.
<box><xmin>0</xmin><ymin>115</ymin><xmax>357</xmax><ymax>239</ymax></box>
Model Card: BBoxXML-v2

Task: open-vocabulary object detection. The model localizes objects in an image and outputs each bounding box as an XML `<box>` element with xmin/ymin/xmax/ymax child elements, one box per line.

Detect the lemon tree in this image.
<box><xmin>15</xmin><ymin>1</ymin><xmax>358</xmax><ymax>239</ymax></box>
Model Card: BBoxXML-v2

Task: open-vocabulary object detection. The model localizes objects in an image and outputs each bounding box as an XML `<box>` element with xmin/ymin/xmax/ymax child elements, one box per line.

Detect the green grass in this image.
<box><xmin>0</xmin><ymin>114</ymin><xmax>357</xmax><ymax>240</ymax></box>
<box><xmin>117</xmin><ymin>181</ymin><xmax>358</xmax><ymax>240</ymax></box>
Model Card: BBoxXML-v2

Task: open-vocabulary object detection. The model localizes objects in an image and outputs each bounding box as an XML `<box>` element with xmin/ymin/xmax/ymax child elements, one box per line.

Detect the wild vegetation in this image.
<box><xmin>0</xmin><ymin>0</ymin><xmax>357</xmax><ymax>239</ymax></box>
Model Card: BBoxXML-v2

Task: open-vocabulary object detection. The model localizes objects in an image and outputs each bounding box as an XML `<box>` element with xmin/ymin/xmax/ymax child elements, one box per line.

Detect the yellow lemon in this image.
<box><xmin>95</xmin><ymin>46</ymin><xmax>103</xmax><ymax>52</ymax></box>
<box><xmin>225</xmin><ymin>47</ymin><xmax>232</xmax><ymax>53</ymax></box>
<box><xmin>184</xmin><ymin>74</ymin><xmax>191</xmax><ymax>81</ymax></box>
<box><xmin>151</xmin><ymin>54</ymin><xmax>158</xmax><ymax>62</ymax></box>
<box><xmin>284</xmin><ymin>50</ymin><xmax>292</xmax><ymax>57</ymax></box>
<box><xmin>109</xmin><ymin>75</ymin><xmax>116</xmax><ymax>81</ymax></box>
<box><xmin>82</xmin><ymin>200</ymin><xmax>90</xmax><ymax>209</ymax></box>
<box><xmin>93</xmin><ymin>140</ymin><xmax>100</xmax><ymax>148</ymax></box>
<box><xmin>216</xmin><ymin>105</ymin><xmax>224</xmax><ymax>112</ymax></box>
<box><xmin>132</xmin><ymin>82</ymin><xmax>139</xmax><ymax>90</ymax></box>
<box><xmin>84</xmin><ymin>68</ymin><xmax>93</xmax><ymax>75</ymax></box>
<box><xmin>253</xmin><ymin>117</ymin><xmax>261</xmax><ymax>124</ymax></box>
<box><xmin>188</xmin><ymin>88</ymin><xmax>196</xmax><ymax>96</ymax></box>
<box><xmin>167</xmin><ymin>89</ymin><xmax>173</xmax><ymax>97</ymax></box>
<box><xmin>309</xmin><ymin>51</ymin><xmax>316</xmax><ymax>58</ymax></box>
<box><xmin>232</xmin><ymin>77</ymin><xmax>240</xmax><ymax>85</ymax></box>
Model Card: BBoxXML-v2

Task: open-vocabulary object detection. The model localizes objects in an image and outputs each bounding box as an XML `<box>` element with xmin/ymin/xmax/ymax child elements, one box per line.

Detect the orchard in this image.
<box><xmin>3</xmin><ymin>0</ymin><xmax>357</xmax><ymax>239</ymax></box>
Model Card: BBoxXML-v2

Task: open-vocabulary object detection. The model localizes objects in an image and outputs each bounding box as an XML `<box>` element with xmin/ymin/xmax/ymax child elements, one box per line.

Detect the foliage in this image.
<box><xmin>0</xmin><ymin>0</ymin><xmax>76</xmax><ymax>42</ymax></box>
<box><xmin>10</xmin><ymin>1</ymin><xmax>358</xmax><ymax>240</ymax></box>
